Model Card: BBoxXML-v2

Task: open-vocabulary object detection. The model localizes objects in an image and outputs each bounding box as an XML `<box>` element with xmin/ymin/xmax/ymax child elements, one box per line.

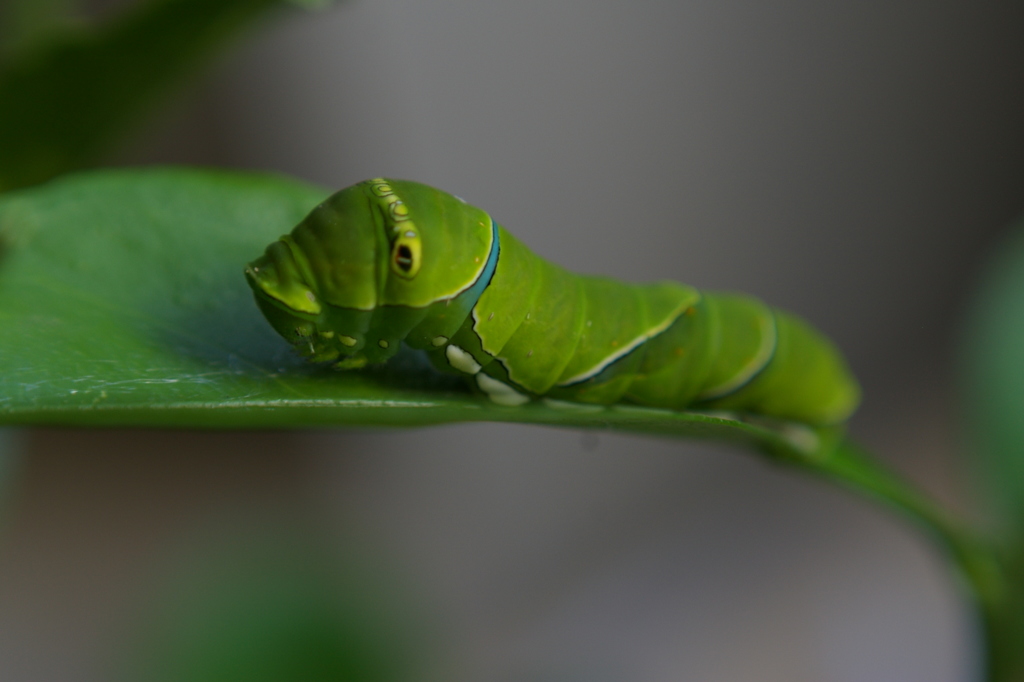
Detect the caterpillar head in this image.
<box><xmin>246</xmin><ymin>178</ymin><xmax>494</xmax><ymax>367</ymax></box>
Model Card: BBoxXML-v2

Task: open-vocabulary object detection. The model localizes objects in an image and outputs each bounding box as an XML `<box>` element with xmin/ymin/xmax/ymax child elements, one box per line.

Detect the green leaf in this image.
<box><xmin>962</xmin><ymin>215</ymin><xmax>1024</xmax><ymax>539</ymax></box>
<box><xmin>0</xmin><ymin>170</ymin><xmax>1005</xmax><ymax>677</ymax></box>
<box><xmin>116</xmin><ymin>530</ymin><xmax>418</xmax><ymax>682</ymax></box>
<box><xmin>0</xmin><ymin>0</ymin><xmax>292</xmax><ymax>193</ymax></box>
<box><xmin>959</xmin><ymin>214</ymin><xmax>1024</xmax><ymax>682</ymax></box>
<box><xmin>0</xmin><ymin>0</ymin><xmax>80</xmax><ymax>58</ymax></box>
<box><xmin>0</xmin><ymin>167</ymin><xmax>837</xmax><ymax>460</ymax></box>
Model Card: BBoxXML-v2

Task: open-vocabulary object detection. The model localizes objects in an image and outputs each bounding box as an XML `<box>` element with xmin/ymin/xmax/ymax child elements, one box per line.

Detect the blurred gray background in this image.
<box><xmin>2</xmin><ymin>1</ymin><xmax>1024</xmax><ymax>680</ymax></box>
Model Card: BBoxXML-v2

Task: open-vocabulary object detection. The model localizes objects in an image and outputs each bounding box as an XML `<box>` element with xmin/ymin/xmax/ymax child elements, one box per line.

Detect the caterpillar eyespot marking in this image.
<box><xmin>246</xmin><ymin>178</ymin><xmax>860</xmax><ymax>425</ymax></box>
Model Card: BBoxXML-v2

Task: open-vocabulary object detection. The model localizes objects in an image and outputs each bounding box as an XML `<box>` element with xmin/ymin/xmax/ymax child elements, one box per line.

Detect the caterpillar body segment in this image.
<box><xmin>246</xmin><ymin>179</ymin><xmax>860</xmax><ymax>426</ymax></box>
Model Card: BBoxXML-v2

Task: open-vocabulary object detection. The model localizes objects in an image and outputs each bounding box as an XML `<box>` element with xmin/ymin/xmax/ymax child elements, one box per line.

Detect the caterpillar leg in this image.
<box><xmin>425</xmin><ymin>336</ymin><xmax>535</xmax><ymax>407</ymax></box>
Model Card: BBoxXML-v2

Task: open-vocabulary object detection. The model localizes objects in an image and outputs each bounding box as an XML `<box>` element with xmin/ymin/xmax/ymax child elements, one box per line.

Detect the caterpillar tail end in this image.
<box><xmin>723</xmin><ymin>312</ymin><xmax>862</xmax><ymax>427</ymax></box>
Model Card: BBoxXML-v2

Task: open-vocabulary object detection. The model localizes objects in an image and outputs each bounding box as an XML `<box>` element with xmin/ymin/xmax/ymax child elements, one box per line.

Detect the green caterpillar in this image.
<box><xmin>245</xmin><ymin>178</ymin><xmax>859</xmax><ymax>425</ymax></box>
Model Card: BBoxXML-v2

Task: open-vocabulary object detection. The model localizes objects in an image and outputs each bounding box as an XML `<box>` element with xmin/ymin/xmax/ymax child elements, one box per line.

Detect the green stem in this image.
<box><xmin>790</xmin><ymin>437</ymin><xmax>1007</xmax><ymax>681</ymax></box>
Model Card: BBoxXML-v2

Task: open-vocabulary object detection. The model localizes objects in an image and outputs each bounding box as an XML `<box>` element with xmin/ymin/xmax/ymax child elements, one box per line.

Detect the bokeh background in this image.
<box><xmin>2</xmin><ymin>1</ymin><xmax>1024</xmax><ymax>680</ymax></box>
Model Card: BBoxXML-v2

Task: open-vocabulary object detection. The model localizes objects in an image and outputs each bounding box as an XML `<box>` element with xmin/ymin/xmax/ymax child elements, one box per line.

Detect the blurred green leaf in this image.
<box><xmin>0</xmin><ymin>0</ymin><xmax>294</xmax><ymax>193</ymax></box>
<box><xmin>118</xmin><ymin>529</ymin><xmax>417</xmax><ymax>682</ymax></box>
<box><xmin>0</xmin><ymin>167</ymin><xmax>838</xmax><ymax>464</ymax></box>
<box><xmin>963</xmin><ymin>214</ymin><xmax>1024</xmax><ymax>539</ymax></box>
<box><xmin>0</xmin><ymin>0</ymin><xmax>81</xmax><ymax>58</ymax></box>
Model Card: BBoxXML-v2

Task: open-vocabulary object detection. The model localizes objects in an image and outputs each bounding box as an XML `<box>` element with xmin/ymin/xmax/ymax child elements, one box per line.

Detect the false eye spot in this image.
<box><xmin>389</xmin><ymin>231</ymin><xmax>421</xmax><ymax>278</ymax></box>
<box><xmin>395</xmin><ymin>244</ymin><xmax>414</xmax><ymax>272</ymax></box>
